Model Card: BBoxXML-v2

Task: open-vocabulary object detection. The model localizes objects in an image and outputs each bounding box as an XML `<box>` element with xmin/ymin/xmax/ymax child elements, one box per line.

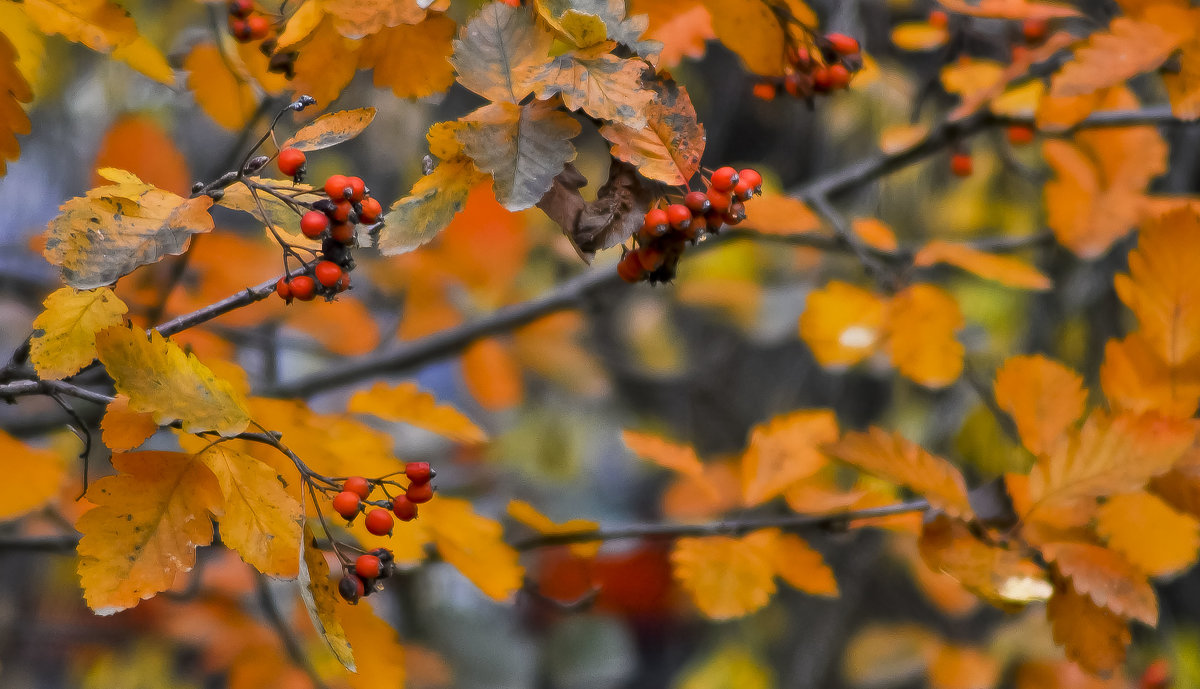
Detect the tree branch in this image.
<box><xmin>0</xmin><ymin>379</ymin><xmax>114</xmax><ymax>407</ymax></box>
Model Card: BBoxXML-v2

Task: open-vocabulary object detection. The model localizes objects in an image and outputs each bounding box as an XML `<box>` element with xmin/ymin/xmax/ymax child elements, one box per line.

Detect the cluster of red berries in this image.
<box><xmin>332</xmin><ymin>463</ymin><xmax>437</xmax><ymax>604</ymax></box>
<box><xmin>273</xmin><ymin>147</ymin><xmax>385</xmax><ymax>303</ymax></box>
<box><xmin>228</xmin><ymin>0</ymin><xmax>296</xmax><ymax>77</ymax></box>
<box><xmin>618</xmin><ymin>166</ymin><xmax>763</xmax><ymax>283</ymax></box>
<box><xmin>753</xmin><ymin>33</ymin><xmax>863</xmax><ymax>101</ymax></box>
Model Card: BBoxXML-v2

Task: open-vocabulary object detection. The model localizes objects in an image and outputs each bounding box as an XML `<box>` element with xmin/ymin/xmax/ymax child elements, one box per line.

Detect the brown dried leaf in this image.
<box><xmin>449</xmin><ymin>3</ymin><xmax>553</xmax><ymax>103</ymax></box>
<box><xmin>600</xmin><ymin>79</ymin><xmax>705</xmax><ymax>186</ymax></box>
<box><xmin>1046</xmin><ymin>581</ymin><xmax>1130</xmax><ymax>676</ymax></box>
<box><xmin>1041</xmin><ymin>541</ymin><xmax>1157</xmax><ymax>625</ymax></box>
<box><xmin>538</xmin><ymin>44</ymin><xmax>654</xmax><ymax>128</ymax></box>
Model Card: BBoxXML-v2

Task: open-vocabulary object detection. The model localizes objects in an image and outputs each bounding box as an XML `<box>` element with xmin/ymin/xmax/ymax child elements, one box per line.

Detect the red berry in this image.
<box><xmin>337</xmin><ymin>273</ymin><xmax>351</xmax><ymax>292</ymax></box>
<box><xmin>1022</xmin><ymin>18</ymin><xmax>1047</xmax><ymax>42</ymax></box>
<box><xmin>331</xmin><ymin>199</ymin><xmax>353</xmax><ymax>222</ymax></box>
<box><xmin>738</xmin><ymin>169</ymin><xmax>763</xmax><ymax>192</ymax></box>
<box><xmin>812</xmin><ymin>67</ymin><xmax>832</xmax><ymax>92</ymax></box>
<box><xmin>314</xmin><ymin>260</ymin><xmax>342</xmax><ymax>288</ymax></box>
<box><xmin>275</xmin><ymin>278</ymin><xmax>292</xmax><ymax>302</ymax></box>
<box><xmin>950</xmin><ymin>152</ymin><xmax>973</xmax><ymax>177</ymax></box>
<box><xmin>332</xmin><ymin>491</ymin><xmax>360</xmax><ymax>520</ymax></box>
<box><xmin>405</xmin><ymin>462</ymin><xmax>433</xmax><ymax>484</ymax></box>
<box><xmin>752</xmin><ymin>82</ymin><xmax>777</xmax><ymax>100</ymax></box>
<box><xmin>229</xmin><ymin>18</ymin><xmax>250</xmax><ymax>40</ymax></box>
<box><xmin>733</xmin><ymin>179</ymin><xmax>754</xmax><ymax>201</ymax></box>
<box><xmin>324</xmin><ymin>174</ymin><xmax>350</xmax><ymax>199</ymax></box>
<box><xmin>707</xmin><ymin>189</ymin><xmax>732</xmax><ymax>214</ymax></box>
<box><xmin>364</xmin><ymin>508</ymin><xmax>394</xmax><ymax>536</ymax></box>
<box><xmin>1006</xmin><ymin>125</ymin><xmax>1035</xmax><ymax>145</ymax></box>
<box><xmin>331</xmin><ymin>222</ymin><xmax>355</xmax><ymax>245</ymax></box>
<box><xmin>1141</xmin><ymin>658</ymin><xmax>1170</xmax><ymax>689</ymax></box>
<box><xmin>826</xmin><ymin>33</ymin><xmax>860</xmax><ymax>55</ymax></box>
<box><xmin>666</xmin><ymin>204</ymin><xmax>692</xmax><ymax>230</ymax></box>
<box><xmin>359</xmin><ymin>197</ymin><xmax>382</xmax><ymax>224</ymax></box>
<box><xmin>338</xmin><ymin>574</ymin><xmax>363</xmax><ymax>603</ymax></box>
<box><xmin>786</xmin><ymin>45</ymin><xmax>811</xmax><ymax>68</ymax></box>
<box><xmin>406</xmin><ymin>481</ymin><xmax>434</xmax><ymax>504</ymax></box>
<box><xmin>724</xmin><ymin>202</ymin><xmax>746</xmax><ymax>225</ymax></box>
<box><xmin>826</xmin><ymin>63</ymin><xmax>851</xmax><ymax>90</ymax></box>
<box><xmin>277</xmin><ymin>147</ymin><xmax>306</xmax><ymax>177</ymax></box>
<box><xmin>929</xmin><ymin>10</ymin><xmax>949</xmax><ymax>28</ymax></box>
<box><xmin>682</xmin><ymin>213</ymin><xmax>704</xmax><ymax>240</ymax></box>
<box><xmin>684</xmin><ymin>190</ymin><xmax>711</xmax><ymax>215</ymax></box>
<box><xmin>343</xmin><ymin>476</ymin><xmax>370</xmax><ymax>499</ymax></box>
<box><xmin>637</xmin><ymin>246</ymin><xmax>665</xmax><ymax>271</ymax></box>
<box><xmin>705</xmin><ymin>210</ymin><xmax>725</xmax><ymax>233</ymax></box>
<box><xmin>246</xmin><ymin>14</ymin><xmax>270</xmax><ymax>40</ymax></box>
<box><xmin>642</xmin><ymin>208</ymin><xmax>669</xmax><ymax>236</ymax></box>
<box><xmin>710</xmin><ymin>166</ymin><xmax>739</xmax><ymax>192</ymax></box>
<box><xmin>784</xmin><ymin>73</ymin><xmax>811</xmax><ymax>98</ymax></box>
<box><xmin>289</xmin><ymin>275</ymin><xmax>316</xmax><ymax>301</ymax></box>
<box><xmin>346</xmin><ymin>177</ymin><xmax>366</xmax><ymax>202</ymax></box>
<box><xmin>300</xmin><ymin>210</ymin><xmax>328</xmax><ymax>239</ymax></box>
<box><xmin>392</xmin><ymin>495</ymin><xmax>419</xmax><ymax>521</ymax></box>
<box><xmin>617</xmin><ymin>251</ymin><xmax>644</xmax><ymax>283</ymax></box>
<box><xmin>355</xmin><ymin>554</ymin><xmax>382</xmax><ymax>580</ymax></box>
<box><xmin>229</xmin><ymin>0</ymin><xmax>254</xmax><ymax>18</ymax></box>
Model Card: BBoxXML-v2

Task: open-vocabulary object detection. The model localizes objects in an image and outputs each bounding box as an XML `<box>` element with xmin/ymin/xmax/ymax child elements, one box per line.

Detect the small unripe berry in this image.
<box><xmin>405</xmin><ymin>481</ymin><xmax>434</xmax><ymax>504</ymax></box>
<box><xmin>405</xmin><ymin>462</ymin><xmax>433</xmax><ymax>484</ymax></box>
<box><xmin>332</xmin><ymin>491</ymin><xmax>361</xmax><ymax>520</ymax></box>
<box><xmin>355</xmin><ymin>554</ymin><xmax>382</xmax><ymax>580</ymax></box>
<box><xmin>364</xmin><ymin>508</ymin><xmax>394</xmax><ymax>536</ymax></box>
<box><xmin>301</xmin><ymin>210</ymin><xmax>328</xmax><ymax>239</ymax></box>
<box><xmin>710</xmin><ymin>167</ymin><xmax>739</xmax><ymax>192</ymax></box>
<box><xmin>392</xmin><ymin>495</ymin><xmax>419</xmax><ymax>521</ymax></box>
<box><xmin>314</xmin><ymin>260</ymin><xmax>343</xmax><ymax>288</ymax></box>
<box><xmin>277</xmin><ymin>147</ymin><xmax>306</xmax><ymax>177</ymax></box>
<box><xmin>343</xmin><ymin>476</ymin><xmax>370</xmax><ymax>499</ymax></box>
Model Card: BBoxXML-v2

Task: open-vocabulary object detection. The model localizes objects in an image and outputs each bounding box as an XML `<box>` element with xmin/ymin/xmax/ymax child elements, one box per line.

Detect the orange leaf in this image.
<box><xmin>852</xmin><ymin>218</ymin><xmax>899</xmax><ymax>252</ymax></box>
<box><xmin>746</xmin><ymin>528</ymin><xmax>838</xmax><ymax>596</ymax></box>
<box><xmin>422</xmin><ymin>497</ymin><xmax>524</xmax><ymax>601</ymax></box>
<box><xmin>937</xmin><ymin>0</ymin><xmax>1080</xmax><ymax>20</ymax></box>
<box><xmin>183</xmin><ymin>43</ymin><xmax>257</xmax><ymax>131</ymax></box>
<box><xmin>993</xmin><ymin>355</ymin><xmax>1088</xmax><ymax>457</ymax></box>
<box><xmin>348</xmin><ymin>382</ymin><xmax>487</xmax><ymax>444</ymax></box>
<box><xmin>927</xmin><ymin>643</ymin><xmax>1001</xmax><ymax>689</ymax></box>
<box><xmin>1049</xmin><ymin>18</ymin><xmax>1182</xmax><ymax>98</ymax></box>
<box><xmin>339</xmin><ymin>602</ymin><xmax>407</xmax><ymax>689</ymax></box>
<box><xmin>284</xmin><ymin>296</ymin><xmax>381</xmax><ymax>356</ymax></box>
<box><xmin>700</xmin><ymin>0</ymin><xmax>788</xmax><ymax>75</ymax></box>
<box><xmin>461</xmin><ymin>337</ymin><xmax>524</xmax><ymax>410</ymax></box>
<box><xmin>289</xmin><ymin>19</ymin><xmax>361</xmax><ymax>106</ymax></box>
<box><xmin>671</xmin><ymin>535</ymin><xmax>776</xmax><ymax>619</ymax></box>
<box><xmin>91</xmin><ymin>114</ymin><xmax>190</xmax><ymax>196</ymax></box>
<box><xmin>919</xmin><ymin>514</ymin><xmax>1051</xmax><ymax>607</ymax></box>
<box><xmin>662</xmin><ymin>460</ymin><xmax>740</xmax><ymax>521</ymax></box>
<box><xmin>1096</xmin><ymin>492</ymin><xmax>1200</xmax><ymax>577</ymax></box>
<box><xmin>913</xmin><ymin>240</ymin><xmax>1051</xmax><ymax>290</ymax></box>
<box><xmin>622</xmin><ymin>429</ymin><xmax>707</xmax><ymax>479</ymax></box>
<box><xmin>740</xmin><ymin>193</ymin><xmax>823</xmax><ymax>235</ymax></box>
<box><xmin>359</xmin><ymin>15</ymin><xmax>457</xmax><ymax>99</ymax></box>
<box><xmin>100</xmin><ymin>395</ymin><xmax>157</xmax><ymax>452</ymax></box>
<box><xmin>76</xmin><ymin>451</ymin><xmax>222</xmax><ymax>613</ymax></box>
<box><xmin>1101</xmin><ymin>333</ymin><xmax>1200</xmax><ymax>418</ymax></box>
<box><xmin>1041</xmin><ymin>541</ymin><xmax>1156</xmax><ymax>625</ymax></box>
<box><xmin>885</xmin><ymin>284</ymin><xmax>964</xmax><ymax>388</ymax></box>
<box><xmin>892</xmin><ymin>21</ymin><xmax>950</xmax><ymax>51</ymax></box>
<box><xmin>538</xmin><ymin>45</ymin><xmax>654</xmax><ymax>129</ymax></box>
<box><xmin>506</xmin><ymin>499</ymin><xmax>600</xmax><ymax>558</ymax></box>
<box><xmin>0</xmin><ymin>31</ymin><xmax>31</xmax><ymax>177</ymax></box>
<box><xmin>282</xmin><ymin>107</ymin><xmax>375</xmax><ymax>152</ymax></box>
<box><xmin>323</xmin><ymin>0</ymin><xmax>427</xmax><ymax>37</ymax></box>
<box><xmin>600</xmin><ymin>79</ymin><xmax>705</xmax><ymax>186</ymax></box>
<box><xmin>825</xmin><ymin>428</ymin><xmax>974</xmax><ymax>519</ymax></box>
<box><xmin>798</xmin><ymin>280</ymin><xmax>886</xmax><ymax>368</ymax></box>
<box><xmin>1046</xmin><ymin>580</ymin><xmax>1130</xmax><ymax>675</ymax></box>
<box><xmin>0</xmin><ymin>428</ymin><xmax>65</xmax><ymax>521</ymax></box>
<box><xmin>740</xmin><ymin>409</ymin><xmax>838</xmax><ymax>507</ymax></box>
<box><xmin>629</xmin><ymin>0</ymin><xmax>713</xmax><ymax>67</ymax></box>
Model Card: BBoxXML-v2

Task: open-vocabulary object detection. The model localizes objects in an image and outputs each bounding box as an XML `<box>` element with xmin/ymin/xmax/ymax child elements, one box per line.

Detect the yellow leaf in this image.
<box><xmin>100</xmin><ymin>395</ymin><xmax>158</xmax><ymax>452</ymax></box>
<box><xmin>339</xmin><ymin>602</ymin><xmax>406</xmax><ymax>689</ymax></box>
<box><xmin>298</xmin><ymin>529</ymin><xmax>355</xmax><ymax>671</ymax></box>
<box><xmin>919</xmin><ymin>515</ymin><xmax>1051</xmax><ymax>607</ymax></box>
<box><xmin>449</xmin><ymin>3</ymin><xmax>553</xmax><ymax>103</ymax></box>
<box><xmin>76</xmin><ymin>451</ymin><xmax>222</xmax><ymax>614</ymax></box>
<box><xmin>0</xmin><ymin>429</ymin><xmax>65</xmax><ymax>520</ymax></box>
<box><xmin>462</xmin><ymin>337</ymin><xmax>524</xmax><ymax>411</ymax></box>
<box><xmin>506</xmin><ymin>499</ymin><xmax>600</xmax><ymax>557</ymax></box>
<box><xmin>183</xmin><ymin>43</ymin><xmax>258</xmax><ymax>131</ymax></box>
<box><xmin>1040</xmin><ymin>541</ymin><xmax>1156</xmax><ymax>625</ymax></box>
<box><xmin>1101</xmin><ymin>333</ymin><xmax>1200</xmax><ymax>418</ymax></box>
<box><xmin>246</xmin><ymin>397</ymin><xmax>402</xmax><ymax>481</ymax></box>
<box><xmin>671</xmin><ymin>535</ymin><xmax>776</xmax><ymax>619</ymax></box>
<box><xmin>798</xmin><ymin>280</ymin><xmax>887</xmax><ymax>368</ymax></box>
<box><xmin>746</xmin><ymin>528</ymin><xmax>838</xmax><ymax>596</ymax></box>
<box><xmin>741</xmin><ymin>409</ymin><xmax>838</xmax><ymax>507</ymax></box>
<box><xmin>110</xmin><ymin>34</ymin><xmax>173</xmax><ymax>85</ymax></box>
<box><xmin>282</xmin><ymin>107</ymin><xmax>376</xmax><ymax>152</ymax></box>
<box><xmin>95</xmin><ymin>326</ymin><xmax>251</xmax><ymax>437</ymax></box>
<box><xmin>347</xmin><ymin>381</ymin><xmax>487</xmax><ymax>444</ymax></box>
<box><xmin>892</xmin><ymin>21</ymin><xmax>950</xmax><ymax>51</ymax></box>
<box><xmin>29</xmin><ymin>286</ymin><xmax>128</xmax><ymax>380</ymax></box>
<box><xmin>879</xmin><ymin>123</ymin><xmax>929</xmax><ymax>154</ymax></box>
<box><xmin>886</xmin><ymin>284</ymin><xmax>964</xmax><ymax>388</ymax></box>
<box><xmin>1026</xmin><ymin>411</ymin><xmax>1194</xmax><ymax>519</ymax></box>
<box><xmin>1096</xmin><ymin>492</ymin><xmax>1200</xmax><ymax>577</ymax></box>
<box><xmin>422</xmin><ymin>497</ymin><xmax>524</xmax><ymax>601</ymax></box>
<box><xmin>913</xmin><ymin>240</ymin><xmax>1052</xmax><ymax>290</ymax></box>
<box><xmin>825</xmin><ymin>428</ymin><xmax>975</xmax><ymax>519</ymax></box>
<box><xmin>993</xmin><ymin>355</ymin><xmax>1087</xmax><ymax>457</ymax></box>
<box><xmin>321</xmin><ymin>0</ymin><xmax>427</xmax><ymax>38</ymax></box>
<box><xmin>43</xmin><ymin>171</ymin><xmax>215</xmax><ymax>289</ymax></box>
<box><xmin>275</xmin><ymin>0</ymin><xmax>324</xmax><ymax>49</ymax></box>
<box><xmin>289</xmin><ymin>18</ymin><xmax>360</xmax><ymax>106</ymax></box>
<box><xmin>623</xmin><ymin>428</ymin><xmax>707</xmax><ymax>479</ymax></box>
<box><xmin>852</xmin><ymin>218</ymin><xmax>898</xmax><ymax>252</ymax></box>
<box><xmin>538</xmin><ymin>45</ymin><xmax>655</xmax><ymax>129</ymax></box>
<box><xmin>600</xmin><ymin>80</ymin><xmax>705</xmax><ymax>186</ymax></box>
<box><xmin>22</xmin><ymin>0</ymin><xmax>137</xmax><ymax>53</ymax></box>
<box><xmin>676</xmin><ymin>643</ymin><xmax>773</xmax><ymax>689</ymax></box>
<box><xmin>456</xmin><ymin>100</ymin><xmax>581</xmax><ymax>211</ymax></box>
<box><xmin>0</xmin><ymin>31</ymin><xmax>32</xmax><ymax>177</ymax></box>
<box><xmin>359</xmin><ymin>15</ymin><xmax>457</xmax><ymax>99</ymax></box>
<box><xmin>182</xmin><ymin>437</ymin><xmax>303</xmax><ymax>578</ymax></box>
<box><xmin>375</xmin><ymin>157</ymin><xmax>486</xmax><ymax>255</ymax></box>
<box><xmin>1114</xmin><ymin>207</ymin><xmax>1200</xmax><ymax>368</ymax></box>
<box><xmin>1049</xmin><ymin>17</ymin><xmax>1182</xmax><ymax>98</ymax></box>
<box><xmin>700</xmin><ymin>0</ymin><xmax>786</xmax><ymax>75</ymax></box>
